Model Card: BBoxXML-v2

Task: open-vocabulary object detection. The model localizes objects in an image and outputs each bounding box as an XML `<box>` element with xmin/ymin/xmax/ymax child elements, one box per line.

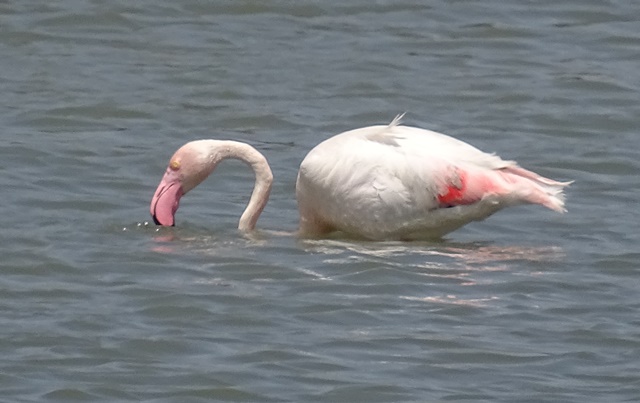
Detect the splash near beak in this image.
<box><xmin>150</xmin><ymin>178</ymin><xmax>184</xmax><ymax>226</ymax></box>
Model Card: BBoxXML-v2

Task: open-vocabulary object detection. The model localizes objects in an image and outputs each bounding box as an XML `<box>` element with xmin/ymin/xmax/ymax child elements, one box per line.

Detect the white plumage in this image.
<box><xmin>295</xmin><ymin>116</ymin><xmax>570</xmax><ymax>240</ymax></box>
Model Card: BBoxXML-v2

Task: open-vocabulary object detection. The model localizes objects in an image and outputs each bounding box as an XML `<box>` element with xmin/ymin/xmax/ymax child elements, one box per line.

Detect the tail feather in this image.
<box><xmin>502</xmin><ymin>166</ymin><xmax>572</xmax><ymax>213</ymax></box>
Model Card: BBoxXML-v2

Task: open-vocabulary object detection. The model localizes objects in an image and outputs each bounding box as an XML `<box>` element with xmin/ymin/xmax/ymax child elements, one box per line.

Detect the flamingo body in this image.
<box><xmin>296</xmin><ymin>117</ymin><xmax>570</xmax><ymax>240</ymax></box>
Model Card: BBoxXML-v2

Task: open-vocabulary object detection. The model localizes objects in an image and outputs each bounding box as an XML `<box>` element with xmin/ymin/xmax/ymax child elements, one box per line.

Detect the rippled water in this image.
<box><xmin>2</xmin><ymin>1</ymin><xmax>639</xmax><ymax>401</ymax></box>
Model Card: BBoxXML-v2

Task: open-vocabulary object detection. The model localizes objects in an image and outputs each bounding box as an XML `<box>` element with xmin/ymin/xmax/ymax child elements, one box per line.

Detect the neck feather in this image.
<box><xmin>205</xmin><ymin>140</ymin><xmax>273</xmax><ymax>231</ymax></box>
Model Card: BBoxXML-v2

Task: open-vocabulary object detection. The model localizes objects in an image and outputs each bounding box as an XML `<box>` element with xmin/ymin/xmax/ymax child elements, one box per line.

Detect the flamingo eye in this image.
<box><xmin>169</xmin><ymin>160</ymin><xmax>181</xmax><ymax>171</ymax></box>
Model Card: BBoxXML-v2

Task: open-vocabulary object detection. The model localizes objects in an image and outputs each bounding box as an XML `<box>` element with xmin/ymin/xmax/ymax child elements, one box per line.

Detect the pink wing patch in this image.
<box><xmin>436</xmin><ymin>168</ymin><xmax>511</xmax><ymax>207</ymax></box>
<box><xmin>437</xmin><ymin>169</ymin><xmax>476</xmax><ymax>207</ymax></box>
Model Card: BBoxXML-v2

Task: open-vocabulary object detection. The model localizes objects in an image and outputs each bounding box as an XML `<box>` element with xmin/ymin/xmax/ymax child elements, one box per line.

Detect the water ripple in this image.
<box><xmin>1</xmin><ymin>0</ymin><xmax>640</xmax><ymax>401</ymax></box>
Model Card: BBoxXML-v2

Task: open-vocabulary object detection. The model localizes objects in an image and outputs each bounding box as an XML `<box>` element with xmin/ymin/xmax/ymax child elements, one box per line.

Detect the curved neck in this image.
<box><xmin>211</xmin><ymin>141</ymin><xmax>273</xmax><ymax>231</ymax></box>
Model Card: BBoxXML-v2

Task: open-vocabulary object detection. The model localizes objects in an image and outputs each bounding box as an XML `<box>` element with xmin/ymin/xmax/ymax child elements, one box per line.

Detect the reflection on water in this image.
<box><xmin>300</xmin><ymin>237</ymin><xmax>566</xmax><ymax>266</ymax></box>
<box><xmin>399</xmin><ymin>294</ymin><xmax>500</xmax><ymax>307</ymax></box>
<box><xmin>297</xmin><ymin>238</ymin><xmax>568</xmax><ymax>307</ymax></box>
<box><xmin>139</xmin><ymin>224</ymin><xmax>566</xmax><ymax>269</ymax></box>
<box><xmin>136</xmin><ymin>225</ymin><xmax>568</xmax><ymax>311</ymax></box>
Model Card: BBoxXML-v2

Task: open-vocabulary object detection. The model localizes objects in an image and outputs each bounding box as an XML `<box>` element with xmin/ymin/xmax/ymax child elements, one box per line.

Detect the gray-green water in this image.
<box><xmin>2</xmin><ymin>1</ymin><xmax>639</xmax><ymax>401</ymax></box>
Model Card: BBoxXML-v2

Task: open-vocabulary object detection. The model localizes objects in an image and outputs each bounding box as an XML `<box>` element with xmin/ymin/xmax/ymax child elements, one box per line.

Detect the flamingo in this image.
<box><xmin>150</xmin><ymin>115</ymin><xmax>571</xmax><ymax>240</ymax></box>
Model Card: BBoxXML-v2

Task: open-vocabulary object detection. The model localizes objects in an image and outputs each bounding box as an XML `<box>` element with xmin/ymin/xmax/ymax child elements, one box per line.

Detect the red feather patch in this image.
<box><xmin>437</xmin><ymin>170</ymin><xmax>470</xmax><ymax>206</ymax></box>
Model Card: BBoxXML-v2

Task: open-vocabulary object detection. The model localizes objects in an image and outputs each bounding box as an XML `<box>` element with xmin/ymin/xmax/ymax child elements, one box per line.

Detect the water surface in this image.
<box><xmin>1</xmin><ymin>1</ymin><xmax>639</xmax><ymax>401</ymax></box>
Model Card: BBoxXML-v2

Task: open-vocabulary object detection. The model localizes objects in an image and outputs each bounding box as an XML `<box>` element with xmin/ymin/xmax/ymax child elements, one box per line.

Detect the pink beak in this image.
<box><xmin>150</xmin><ymin>175</ymin><xmax>184</xmax><ymax>226</ymax></box>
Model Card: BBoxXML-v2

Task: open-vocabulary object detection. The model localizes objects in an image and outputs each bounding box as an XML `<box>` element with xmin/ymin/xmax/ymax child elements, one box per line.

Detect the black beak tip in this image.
<box><xmin>151</xmin><ymin>214</ymin><xmax>175</xmax><ymax>227</ymax></box>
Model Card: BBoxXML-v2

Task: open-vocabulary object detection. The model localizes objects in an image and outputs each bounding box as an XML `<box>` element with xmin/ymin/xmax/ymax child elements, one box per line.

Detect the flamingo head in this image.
<box><xmin>150</xmin><ymin>141</ymin><xmax>217</xmax><ymax>226</ymax></box>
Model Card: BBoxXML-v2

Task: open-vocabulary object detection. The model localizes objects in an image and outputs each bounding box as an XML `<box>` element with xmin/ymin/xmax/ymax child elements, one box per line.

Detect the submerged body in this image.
<box><xmin>150</xmin><ymin>116</ymin><xmax>570</xmax><ymax>240</ymax></box>
<box><xmin>296</xmin><ymin>116</ymin><xmax>570</xmax><ymax>240</ymax></box>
